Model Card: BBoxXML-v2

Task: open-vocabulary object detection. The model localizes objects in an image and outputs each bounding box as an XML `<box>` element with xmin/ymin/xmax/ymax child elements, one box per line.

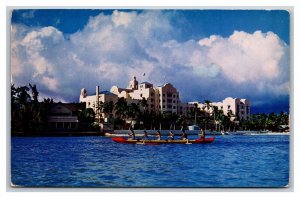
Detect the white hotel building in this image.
<box><xmin>190</xmin><ymin>97</ymin><xmax>250</xmax><ymax>120</ymax></box>
<box><xmin>79</xmin><ymin>76</ymin><xmax>195</xmax><ymax>118</ymax></box>
<box><xmin>79</xmin><ymin>77</ymin><xmax>250</xmax><ymax>121</ymax></box>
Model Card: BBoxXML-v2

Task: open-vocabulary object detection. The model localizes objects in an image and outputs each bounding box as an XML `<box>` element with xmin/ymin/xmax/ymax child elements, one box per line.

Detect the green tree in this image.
<box><xmin>78</xmin><ymin>108</ymin><xmax>95</xmax><ymax>123</ymax></box>
<box><xmin>11</xmin><ymin>84</ymin><xmax>31</xmax><ymax>134</ymax></box>
<box><xmin>115</xmin><ymin>97</ymin><xmax>128</xmax><ymax>120</ymax></box>
<box><xmin>103</xmin><ymin>101</ymin><xmax>114</xmax><ymax>117</ymax></box>
<box><xmin>126</xmin><ymin>102</ymin><xmax>141</xmax><ymax>123</ymax></box>
<box><xmin>11</xmin><ymin>84</ymin><xmax>51</xmax><ymax>136</ymax></box>
<box><xmin>204</xmin><ymin>100</ymin><xmax>212</xmax><ymax>111</ymax></box>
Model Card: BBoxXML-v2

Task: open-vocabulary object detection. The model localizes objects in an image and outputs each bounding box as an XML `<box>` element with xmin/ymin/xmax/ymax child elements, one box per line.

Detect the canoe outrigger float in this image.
<box><xmin>112</xmin><ymin>137</ymin><xmax>215</xmax><ymax>145</ymax></box>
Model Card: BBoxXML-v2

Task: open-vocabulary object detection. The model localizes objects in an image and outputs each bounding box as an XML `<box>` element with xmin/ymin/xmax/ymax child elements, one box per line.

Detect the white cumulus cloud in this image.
<box><xmin>11</xmin><ymin>10</ymin><xmax>289</xmax><ymax>108</ymax></box>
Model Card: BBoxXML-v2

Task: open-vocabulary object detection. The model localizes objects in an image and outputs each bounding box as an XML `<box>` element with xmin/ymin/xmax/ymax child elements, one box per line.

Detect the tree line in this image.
<box><xmin>96</xmin><ymin>99</ymin><xmax>289</xmax><ymax>132</ymax></box>
<box><xmin>11</xmin><ymin>84</ymin><xmax>289</xmax><ymax>136</ymax></box>
<box><xmin>11</xmin><ymin>84</ymin><xmax>53</xmax><ymax>136</ymax></box>
<box><xmin>11</xmin><ymin>84</ymin><xmax>97</xmax><ymax>136</ymax></box>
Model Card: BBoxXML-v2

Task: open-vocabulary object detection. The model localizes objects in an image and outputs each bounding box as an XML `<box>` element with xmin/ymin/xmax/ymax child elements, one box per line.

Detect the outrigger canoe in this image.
<box><xmin>112</xmin><ymin>137</ymin><xmax>215</xmax><ymax>144</ymax></box>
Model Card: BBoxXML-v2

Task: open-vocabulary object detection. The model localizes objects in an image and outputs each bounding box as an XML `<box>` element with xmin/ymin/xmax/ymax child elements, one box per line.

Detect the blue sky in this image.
<box><xmin>11</xmin><ymin>9</ymin><xmax>290</xmax><ymax>113</ymax></box>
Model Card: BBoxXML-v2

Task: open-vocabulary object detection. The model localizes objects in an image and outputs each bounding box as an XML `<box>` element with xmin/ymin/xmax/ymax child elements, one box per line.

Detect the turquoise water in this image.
<box><xmin>11</xmin><ymin>135</ymin><xmax>289</xmax><ymax>187</ymax></box>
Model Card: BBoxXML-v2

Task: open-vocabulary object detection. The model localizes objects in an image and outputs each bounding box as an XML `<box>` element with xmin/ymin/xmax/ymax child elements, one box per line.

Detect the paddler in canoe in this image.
<box><xmin>168</xmin><ymin>131</ymin><xmax>175</xmax><ymax>140</ymax></box>
<box><xmin>128</xmin><ymin>128</ymin><xmax>136</xmax><ymax>140</ymax></box>
<box><xmin>142</xmin><ymin>130</ymin><xmax>149</xmax><ymax>140</ymax></box>
<box><xmin>156</xmin><ymin>130</ymin><xmax>162</xmax><ymax>140</ymax></box>
<box><xmin>200</xmin><ymin>128</ymin><xmax>206</xmax><ymax>140</ymax></box>
<box><xmin>181</xmin><ymin>130</ymin><xmax>188</xmax><ymax>140</ymax></box>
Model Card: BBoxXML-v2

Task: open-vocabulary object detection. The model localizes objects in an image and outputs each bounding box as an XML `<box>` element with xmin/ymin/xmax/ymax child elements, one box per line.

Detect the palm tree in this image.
<box><xmin>193</xmin><ymin>103</ymin><xmax>199</xmax><ymax>125</ymax></box>
<box><xmin>29</xmin><ymin>83</ymin><xmax>39</xmax><ymax>105</ymax></box>
<box><xmin>170</xmin><ymin>112</ymin><xmax>179</xmax><ymax>130</ymax></box>
<box><xmin>78</xmin><ymin>108</ymin><xmax>95</xmax><ymax>123</ymax></box>
<box><xmin>154</xmin><ymin>112</ymin><xmax>163</xmax><ymax>130</ymax></box>
<box><xmin>203</xmin><ymin>100</ymin><xmax>212</xmax><ymax>130</ymax></box>
<box><xmin>139</xmin><ymin>97</ymin><xmax>148</xmax><ymax>128</ymax></box>
<box><xmin>204</xmin><ymin>100</ymin><xmax>212</xmax><ymax>111</ymax></box>
<box><xmin>11</xmin><ymin>84</ymin><xmax>51</xmax><ymax>135</ymax></box>
<box><xmin>11</xmin><ymin>84</ymin><xmax>31</xmax><ymax>134</ymax></box>
<box><xmin>140</xmin><ymin>97</ymin><xmax>148</xmax><ymax>113</ymax></box>
<box><xmin>103</xmin><ymin>101</ymin><xmax>114</xmax><ymax>117</ymax></box>
<box><xmin>278</xmin><ymin>112</ymin><xmax>289</xmax><ymax>126</ymax></box>
<box><xmin>115</xmin><ymin>97</ymin><xmax>128</xmax><ymax>120</ymax></box>
<box><xmin>97</xmin><ymin>101</ymin><xmax>104</xmax><ymax>122</ymax></box>
<box><xmin>126</xmin><ymin>102</ymin><xmax>141</xmax><ymax>127</ymax></box>
<box><xmin>212</xmin><ymin>106</ymin><xmax>220</xmax><ymax>131</ymax></box>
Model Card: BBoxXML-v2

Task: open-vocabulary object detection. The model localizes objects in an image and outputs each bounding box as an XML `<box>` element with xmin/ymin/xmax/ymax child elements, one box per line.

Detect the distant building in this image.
<box><xmin>80</xmin><ymin>76</ymin><xmax>195</xmax><ymax>121</ymax></box>
<box><xmin>111</xmin><ymin>78</ymin><xmax>156</xmax><ymax>111</ymax></box>
<box><xmin>190</xmin><ymin>97</ymin><xmax>250</xmax><ymax>120</ymax></box>
<box><xmin>79</xmin><ymin>78</ymin><xmax>250</xmax><ymax>122</ymax></box>
<box><xmin>79</xmin><ymin>86</ymin><xmax>118</xmax><ymax>120</ymax></box>
<box><xmin>110</xmin><ymin>76</ymin><xmax>194</xmax><ymax>115</ymax></box>
<box><xmin>47</xmin><ymin>103</ymin><xmax>79</xmax><ymax>130</ymax></box>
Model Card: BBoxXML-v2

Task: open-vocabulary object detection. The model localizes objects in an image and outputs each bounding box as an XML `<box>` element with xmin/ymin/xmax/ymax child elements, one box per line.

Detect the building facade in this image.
<box><xmin>47</xmin><ymin>103</ymin><xmax>79</xmax><ymax>130</ymax></box>
<box><xmin>110</xmin><ymin>76</ymin><xmax>194</xmax><ymax>115</ymax></box>
<box><xmin>190</xmin><ymin>97</ymin><xmax>250</xmax><ymax>120</ymax></box>
<box><xmin>80</xmin><ymin>77</ymin><xmax>195</xmax><ymax>119</ymax></box>
<box><xmin>79</xmin><ymin>86</ymin><xmax>118</xmax><ymax>120</ymax></box>
<box><xmin>79</xmin><ymin>78</ymin><xmax>250</xmax><ymax>122</ymax></box>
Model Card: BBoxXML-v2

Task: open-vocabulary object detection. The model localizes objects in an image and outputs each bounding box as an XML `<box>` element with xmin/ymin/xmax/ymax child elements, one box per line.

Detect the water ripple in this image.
<box><xmin>11</xmin><ymin>135</ymin><xmax>289</xmax><ymax>187</ymax></box>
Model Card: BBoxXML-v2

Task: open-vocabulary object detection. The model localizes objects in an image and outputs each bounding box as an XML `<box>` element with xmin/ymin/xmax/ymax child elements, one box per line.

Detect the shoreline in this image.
<box><xmin>11</xmin><ymin>130</ymin><xmax>290</xmax><ymax>137</ymax></box>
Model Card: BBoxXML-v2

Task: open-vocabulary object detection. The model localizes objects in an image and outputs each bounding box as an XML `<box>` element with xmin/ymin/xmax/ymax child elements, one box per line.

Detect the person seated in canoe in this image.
<box><xmin>128</xmin><ymin>128</ymin><xmax>136</xmax><ymax>140</ymax></box>
<box><xmin>200</xmin><ymin>128</ymin><xmax>206</xmax><ymax>140</ymax></box>
<box><xmin>156</xmin><ymin>130</ymin><xmax>161</xmax><ymax>140</ymax></box>
<box><xmin>181</xmin><ymin>130</ymin><xmax>188</xmax><ymax>140</ymax></box>
<box><xmin>142</xmin><ymin>130</ymin><xmax>149</xmax><ymax>140</ymax></box>
<box><xmin>168</xmin><ymin>131</ymin><xmax>174</xmax><ymax>140</ymax></box>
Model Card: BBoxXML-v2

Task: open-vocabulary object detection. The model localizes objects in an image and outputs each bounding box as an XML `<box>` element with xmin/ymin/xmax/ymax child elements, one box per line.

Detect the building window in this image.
<box><xmin>173</xmin><ymin>106</ymin><xmax>176</xmax><ymax>109</ymax></box>
<box><xmin>140</xmin><ymin>94</ymin><xmax>143</xmax><ymax>97</ymax></box>
<box><xmin>163</xmin><ymin>99</ymin><xmax>165</xmax><ymax>102</ymax></box>
<box><xmin>163</xmin><ymin>105</ymin><xmax>165</xmax><ymax>108</ymax></box>
<box><xmin>151</xmin><ymin>92</ymin><xmax>154</xmax><ymax>96</ymax></box>
<box><xmin>151</xmin><ymin>99</ymin><xmax>154</xmax><ymax>102</ymax></box>
<box><xmin>163</xmin><ymin>94</ymin><xmax>165</xmax><ymax>97</ymax></box>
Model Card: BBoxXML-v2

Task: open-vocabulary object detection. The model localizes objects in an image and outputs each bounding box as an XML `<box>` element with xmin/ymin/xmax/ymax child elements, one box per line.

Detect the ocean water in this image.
<box><xmin>11</xmin><ymin>135</ymin><xmax>290</xmax><ymax>187</ymax></box>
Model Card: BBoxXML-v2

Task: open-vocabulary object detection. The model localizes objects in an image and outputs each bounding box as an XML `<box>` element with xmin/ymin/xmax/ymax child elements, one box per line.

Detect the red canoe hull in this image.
<box><xmin>112</xmin><ymin>137</ymin><xmax>215</xmax><ymax>144</ymax></box>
